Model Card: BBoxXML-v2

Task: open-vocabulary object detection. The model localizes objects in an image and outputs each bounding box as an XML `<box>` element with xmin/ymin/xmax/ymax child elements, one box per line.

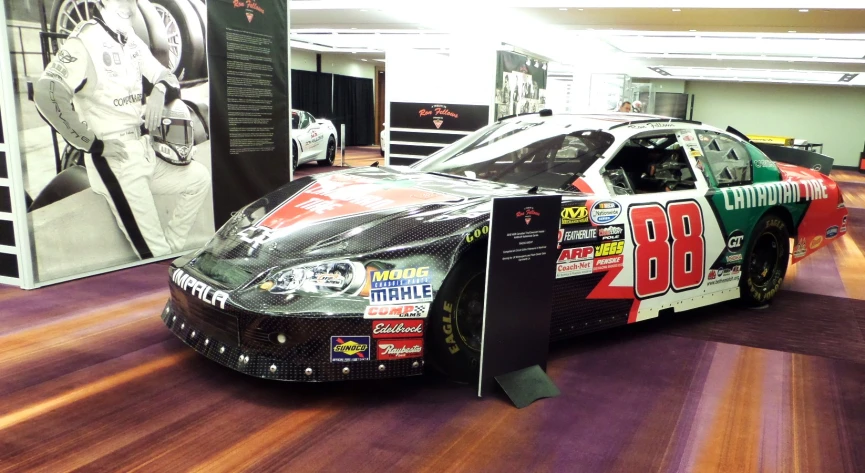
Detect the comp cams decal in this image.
<box><xmin>364</xmin><ymin>303</ymin><xmax>430</xmax><ymax>319</ymax></box>
<box><xmin>331</xmin><ymin>336</ymin><xmax>371</xmax><ymax>362</ymax></box>
<box><xmin>369</xmin><ymin>267</ymin><xmax>433</xmax><ymax>305</ymax></box>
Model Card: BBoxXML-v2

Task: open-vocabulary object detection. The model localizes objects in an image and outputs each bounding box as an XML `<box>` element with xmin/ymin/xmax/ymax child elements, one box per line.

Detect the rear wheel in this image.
<box><xmin>740</xmin><ymin>214</ymin><xmax>790</xmax><ymax>306</ymax></box>
<box><xmin>428</xmin><ymin>251</ymin><xmax>485</xmax><ymax>382</ymax></box>
<box><xmin>291</xmin><ymin>141</ymin><xmax>299</xmax><ymax>170</ymax></box>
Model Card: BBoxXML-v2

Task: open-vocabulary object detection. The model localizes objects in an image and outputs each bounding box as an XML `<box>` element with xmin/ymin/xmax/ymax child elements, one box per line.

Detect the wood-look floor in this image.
<box><xmin>0</xmin><ymin>168</ymin><xmax>864</xmax><ymax>472</ymax></box>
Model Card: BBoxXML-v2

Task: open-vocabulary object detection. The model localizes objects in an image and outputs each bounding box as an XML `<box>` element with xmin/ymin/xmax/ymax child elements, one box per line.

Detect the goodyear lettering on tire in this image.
<box><xmin>465</xmin><ymin>225</ymin><xmax>489</xmax><ymax>244</ymax></box>
<box><xmin>442</xmin><ymin>301</ymin><xmax>459</xmax><ymax>354</ymax></box>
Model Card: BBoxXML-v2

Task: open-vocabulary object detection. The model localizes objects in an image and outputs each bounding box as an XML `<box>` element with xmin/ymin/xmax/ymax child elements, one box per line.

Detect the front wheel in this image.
<box><xmin>427</xmin><ymin>251</ymin><xmax>485</xmax><ymax>382</ymax></box>
<box><xmin>318</xmin><ymin>136</ymin><xmax>336</xmax><ymax>166</ymax></box>
<box><xmin>291</xmin><ymin>141</ymin><xmax>298</xmax><ymax>170</ymax></box>
<box><xmin>741</xmin><ymin>214</ymin><xmax>790</xmax><ymax>306</ymax></box>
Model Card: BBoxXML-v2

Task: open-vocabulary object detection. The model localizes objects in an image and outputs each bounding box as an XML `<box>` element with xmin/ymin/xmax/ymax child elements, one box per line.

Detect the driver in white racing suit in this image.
<box><xmin>33</xmin><ymin>0</ymin><xmax>210</xmax><ymax>259</ymax></box>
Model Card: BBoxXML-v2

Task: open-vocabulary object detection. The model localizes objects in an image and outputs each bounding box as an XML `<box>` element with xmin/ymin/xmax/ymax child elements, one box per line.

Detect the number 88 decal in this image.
<box><xmin>628</xmin><ymin>200</ymin><xmax>705</xmax><ymax>299</ymax></box>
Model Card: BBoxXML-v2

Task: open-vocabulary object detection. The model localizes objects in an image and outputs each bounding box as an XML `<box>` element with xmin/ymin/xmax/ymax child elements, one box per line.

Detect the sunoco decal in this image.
<box><xmin>369</xmin><ymin>267</ymin><xmax>433</xmax><ymax>305</ymax></box>
<box><xmin>331</xmin><ymin>336</ymin><xmax>370</xmax><ymax>362</ymax></box>
<box><xmin>171</xmin><ymin>269</ymin><xmax>228</xmax><ymax>309</ymax></box>
<box><xmin>364</xmin><ymin>303</ymin><xmax>430</xmax><ymax>319</ymax></box>
<box><xmin>590</xmin><ymin>201</ymin><xmax>621</xmax><ymax>225</ymax></box>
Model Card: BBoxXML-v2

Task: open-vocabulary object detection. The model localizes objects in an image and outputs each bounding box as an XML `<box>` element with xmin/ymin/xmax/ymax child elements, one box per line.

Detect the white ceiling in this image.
<box><xmin>288</xmin><ymin>1</ymin><xmax>865</xmax><ymax>86</ymax></box>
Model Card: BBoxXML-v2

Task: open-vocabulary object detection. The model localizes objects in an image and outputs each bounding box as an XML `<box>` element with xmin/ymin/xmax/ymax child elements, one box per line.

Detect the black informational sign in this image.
<box><xmin>208</xmin><ymin>0</ymin><xmax>289</xmax><ymax>227</ymax></box>
<box><xmin>478</xmin><ymin>195</ymin><xmax>561</xmax><ymax>407</ymax></box>
<box><xmin>389</xmin><ymin>102</ymin><xmax>489</xmax><ymax>132</ymax></box>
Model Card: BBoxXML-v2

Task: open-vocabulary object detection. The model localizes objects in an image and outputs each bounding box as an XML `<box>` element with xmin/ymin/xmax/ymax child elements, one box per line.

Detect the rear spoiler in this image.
<box><xmin>726</xmin><ymin>126</ymin><xmax>833</xmax><ymax>175</ymax></box>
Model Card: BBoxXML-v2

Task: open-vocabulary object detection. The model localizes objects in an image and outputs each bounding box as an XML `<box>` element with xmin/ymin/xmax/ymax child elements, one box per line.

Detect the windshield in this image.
<box><xmin>413</xmin><ymin>119</ymin><xmax>614</xmax><ymax>189</ymax></box>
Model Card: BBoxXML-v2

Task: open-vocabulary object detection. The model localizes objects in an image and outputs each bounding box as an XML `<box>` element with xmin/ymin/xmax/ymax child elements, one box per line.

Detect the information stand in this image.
<box><xmin>478</xmin><ymin>195</ymin><xmax>562</xmax><ymax>408</ymax></box>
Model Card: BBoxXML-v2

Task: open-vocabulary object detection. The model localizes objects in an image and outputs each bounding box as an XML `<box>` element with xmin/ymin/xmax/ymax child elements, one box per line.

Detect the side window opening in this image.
<box><xmin>602</xmin><ymin>132</ymin><xmax>699</xmax><ymax>195</ymax></box>
<box><xmin>696</xmin><ymin>131</ymin><xmax>752</xmax><ymax>187</ymax></box>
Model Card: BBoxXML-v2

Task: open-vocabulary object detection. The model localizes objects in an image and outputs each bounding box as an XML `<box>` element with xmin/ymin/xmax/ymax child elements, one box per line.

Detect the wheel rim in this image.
<box><xmin>749</xmin><ymin>232</ymin><xmax>780</xmax><ymax>286</ymax></box>
<box><xmin>152</xmin><ymin>4</ymin><xmax>182</xmax><ymax>73</ymax></box>
<box><xmin>454</xmin><ymin>272</ymin><xmax>485</xmax><ymax>352</ymax></box>
<box><xmin>54</xmin><ymin>0</ymin><xmax>101</xmax><ymax>41</ymax></box>
<box><xmin>327</xmin><ymin>140</ymin><xmax>336</xmax><ymax>163</ymax></box>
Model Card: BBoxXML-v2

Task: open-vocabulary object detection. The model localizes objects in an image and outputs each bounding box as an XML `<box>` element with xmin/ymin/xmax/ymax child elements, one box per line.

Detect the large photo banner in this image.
<box><xmin>208</xmin><ymin>0</ymin><xmax>289</xmax><ymax>227</ymax></box>
<box><xmin>494</xmin><ymin>51</ymin><xmax>548</xmax><ymax>120</ymax></box>
<box><xmin>6</xmin><ymin>0</ymin><xmax>215</xmax><ymax>284</ymax></box>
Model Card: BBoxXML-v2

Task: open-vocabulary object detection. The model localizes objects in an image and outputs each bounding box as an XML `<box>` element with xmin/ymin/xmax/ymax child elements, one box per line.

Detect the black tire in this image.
<box><xmin>427</xmin><ymin>250</ymin><xmax>485</xmax><ymax>382</ymax></box>
<box><xmin>151</xmin><ymin>0</ymin><xmax>205</xmax><ymax>80</ymax></box>
<box><xmin>292</xmin><ymin>141</ymin><xmax>299</xmax><ymax>170</ymax></box>
<box><xmin>318</xmin><ymin>136</ymin><xmax>336</xmax><ymax>166</ymax></box>
<box><xmin>740</xmin><ymin>214</ymin><xmax>790</xmax><ymax>306</ymax></box>
<box><xmin>185</xmin><ymin>0</ymin><xmax>209</xmax><ymax>79</ymax></box>
<box><xmin>380</xmin><ymin>148</ymin><xmax>385</xmax><ymax>157</ymax></box>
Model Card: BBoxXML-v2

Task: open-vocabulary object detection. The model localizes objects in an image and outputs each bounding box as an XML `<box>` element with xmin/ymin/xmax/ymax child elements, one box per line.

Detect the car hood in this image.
<box><xmin>194</xmin><ymin>167</ymin><xmax>585</xmax><ymax>287</ymax></box>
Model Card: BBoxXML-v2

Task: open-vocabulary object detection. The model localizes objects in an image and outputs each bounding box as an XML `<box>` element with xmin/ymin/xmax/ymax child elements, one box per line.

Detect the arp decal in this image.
<box><xmin>364</xmin><ymin>303</ymin><xmax>430</xmax><ymax>319</ymax></box>
<box><xmin>371</xmin><ymin>319</ymin><xmax>424</xmax><ymax>338</ymax></box>
<box><xmin>369</xmin><ymin>267</ymin><xmax>433</xmax><ymax>305</ymax></box>
<box><xmin>591</xmin><ymin>201</ymin><xmax>622</xmax><ymax>225</ymax></box>
<box><xmin>561</xmin><ymin>206</ymin><xmax>589</xmax><ymax>225</ymax></box>
<box><xmin>377</xmin><ymin>339</ymin><xmax>424</xmax><ymax>360</ymax></box>
<box><xmin>331</xmin><ymin>336</ymin><xmax>371</xmax><ymax>362</ymax></box>
<box><xmin>255</xmin><ymin>174</ymin><xmax>457</xmax><ymax>231</ymax></box>
<box><xmin>556</xmin><ymin>246</ymin><xmax>594</xmax><ymax>278</ymax></box>
<box><xmin>628</xmin><ymin>200</ymin><xmax>705</xmax><ymax>299</ymax></box>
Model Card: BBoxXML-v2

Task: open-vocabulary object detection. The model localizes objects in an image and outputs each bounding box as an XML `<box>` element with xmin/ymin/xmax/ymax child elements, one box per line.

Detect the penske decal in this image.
<box><xmin>256</xmin><ymin>174</ymin><xmax>456</xmax><ymax>231</ymax></box>
<box><xmin>171</xmin><ymin>269</ymin><xmax>228</xmax><ymax>309</ymax></box>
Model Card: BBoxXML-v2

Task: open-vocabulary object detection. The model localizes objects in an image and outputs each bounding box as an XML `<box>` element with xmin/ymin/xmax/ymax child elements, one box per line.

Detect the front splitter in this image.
<box><xmin>160</xmin><ymin>302</ymin><xmax>425</xmax><ymax>382</ymax></box>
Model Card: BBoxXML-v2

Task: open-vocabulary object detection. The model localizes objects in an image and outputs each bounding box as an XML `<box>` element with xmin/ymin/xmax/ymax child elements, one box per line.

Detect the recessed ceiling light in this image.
<box><xmin>360</xmin><ymin>9</ymin><xmax>367</xmax><ymax>11</ymax></box>
<box><xmin>559</xmin><ymin>8</ymin><xmax>567</xmax><ymax>10</ymax></box>
<box><xmin>672</xmin><ymin>9</ymin><xmax>681</xmax><ymax>12</ymax></box>
<box><xmin>579</xmin><ymin>8</ymin><xmax>584</xmax><ymax>11</ymax></box>
<box><xmin>799</xmin><ymin>9</ymin><xmax>809</xmax><ymax>12</ymax></box>
<box><xmin>788</xmin><ymin>30</ymin><xmax>797</xmax><ymax>33</ymax></box>
<box><xmin>352</xmin><ymin>51</ymin><xmax>356</xmax><ymax>54</ymax></box>
<box><xmin>351</xmin><ymin>27</ymin><xmax>357</xmax><ymax>30</ymax></box>
<box><xmin>689</xmin><ymin>29</ymin><xmax>697</xmax><ymax>32</ymax></box>
<box><xmin>362</xmin><ymin>59</ymin><xmax>368</xmax><ymax>62</ymax></box>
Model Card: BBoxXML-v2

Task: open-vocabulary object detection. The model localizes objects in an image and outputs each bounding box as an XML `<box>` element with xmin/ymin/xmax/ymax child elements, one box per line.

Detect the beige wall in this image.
<box><xmin>684</xmin><ymin>81</ymin><xmax>865</xmax><ymax>167</ymax></box>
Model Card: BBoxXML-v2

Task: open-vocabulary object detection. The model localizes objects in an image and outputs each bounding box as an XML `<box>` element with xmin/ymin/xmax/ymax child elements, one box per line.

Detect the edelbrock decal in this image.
<box><xmin>371</xmin><ymin>319</ymin><xmax>424</xmax><ymax>338</ymax></box>
<box><xmin>171</xmin><ymin>269</ymin><xmax>228</xmax><ymax>309</ymax></box>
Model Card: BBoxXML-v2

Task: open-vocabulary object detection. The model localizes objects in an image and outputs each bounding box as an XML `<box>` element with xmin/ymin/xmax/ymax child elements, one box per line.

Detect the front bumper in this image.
<box><xmin>161</xmin><ymin>287</ymin><xmax>426</xmax><ymax>382</ymax></box>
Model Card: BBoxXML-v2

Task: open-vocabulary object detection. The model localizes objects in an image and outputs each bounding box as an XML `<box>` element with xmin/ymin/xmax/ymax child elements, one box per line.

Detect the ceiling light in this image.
<box><xmin>799</xmin><ymin>9</ymin><xmax>809</xmax><ymax>12</ymax></box>
<box><xmin>579</xmin><ymin>8</ymin><xmax>583</xmax><ymax>10</ymax></box>
<box><xmin>361</xmin><ymin>59</ymin><xmax>368</xmax><ymax>62</ymax></box>
<box><xmin>559</xmin><ymin>8</ymin><xmax>567</xmax><ymax>10</ymax></box>
<box><xmin>689</xmin><ymin>29</ymin><xmax>697</xmax><ymax>32</ymax></box>
<box><xmin>788</xmin><ymin>30</ymin><xmax>797</xmax><ymax>33</ymax></box>
<box><xmin>351</xmin><ymin>28</ymin><xmax>357</xmax><ymax>30</ymax></box>
<box><xmin>672</xmin><ymin>9</ymin><xmax>681</xmax><ymax>12</ymax></box>
<box><xmin>352</xmin><ymin>51</ymin><xmax>356</xmax><ymax>54</ymax></box>
<box><xmin>360</xmin><ymin>9</ymin><xmax>367</xmax><ymax>11</ymax></box>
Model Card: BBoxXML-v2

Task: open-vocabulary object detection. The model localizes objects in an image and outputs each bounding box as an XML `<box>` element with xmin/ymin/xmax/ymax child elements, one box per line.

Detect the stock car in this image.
<box><xmin>162</xmin><ymin>111</ymin><xmax>849</xmax><ymax>382</ymax></box>
<box><xmin>291</xmin><ymin>110</ymin><xmax>338</xmax><ymax>169</ymax></box>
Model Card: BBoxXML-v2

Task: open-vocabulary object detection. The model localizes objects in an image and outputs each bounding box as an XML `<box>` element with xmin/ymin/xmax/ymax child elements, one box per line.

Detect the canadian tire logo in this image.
<box><xmin>433</xmin><ymin>117</ymin><xmax>443</xmax><ymax>129</ymax></box>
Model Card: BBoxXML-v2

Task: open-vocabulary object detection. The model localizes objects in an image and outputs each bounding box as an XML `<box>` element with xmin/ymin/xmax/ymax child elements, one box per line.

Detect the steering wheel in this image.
<box><xmin>605</xmin><ymin>168</ymin><xmax>635</xmax><ymax>195</ymax></box>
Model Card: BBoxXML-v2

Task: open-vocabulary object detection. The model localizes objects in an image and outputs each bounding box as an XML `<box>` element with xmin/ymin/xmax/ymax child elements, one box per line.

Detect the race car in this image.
<box><xmin>161</xmin><ymin>111</ymin><xmax>849</xmax><ymax>382</ymax></box>
<box><xmin>291</xmin><ymin>109</ymin><xmax>338</xmax><ymax>169</ymax></box>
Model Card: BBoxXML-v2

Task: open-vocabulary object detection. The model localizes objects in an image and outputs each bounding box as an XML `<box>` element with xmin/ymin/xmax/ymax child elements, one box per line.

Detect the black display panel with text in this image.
<box><xmin>208</xmin><ymin>0</ymin><xmax>289</xmax><ymax>226</ymax></box>
<box><xmin>478</xmin><ymin>195</ymin><xmax>561</xmax><ymax>405</ymax></box>
<box><xmin>387</xmin><ymin>102</ymin><xmax>489</xmax><ymax>165</ymax></box>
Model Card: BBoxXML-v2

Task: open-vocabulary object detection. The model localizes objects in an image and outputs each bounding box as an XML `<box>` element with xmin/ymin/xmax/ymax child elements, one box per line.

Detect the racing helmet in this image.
<box><xmin>152</xmin><ymin>99</ymin><xmax>195</xmax><ymax>165</ymax></box>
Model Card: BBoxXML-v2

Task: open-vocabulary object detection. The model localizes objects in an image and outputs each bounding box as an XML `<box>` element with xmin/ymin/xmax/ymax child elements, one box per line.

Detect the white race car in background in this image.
<box><xmin>380</xmin><ymin>123</ymin><xmax>387</xmax><ymax>156</ymax></box>
<box><xmin>292</xmin><ymin>109</ymin><xmax>338</xmax><ymax>169</ymax></box>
